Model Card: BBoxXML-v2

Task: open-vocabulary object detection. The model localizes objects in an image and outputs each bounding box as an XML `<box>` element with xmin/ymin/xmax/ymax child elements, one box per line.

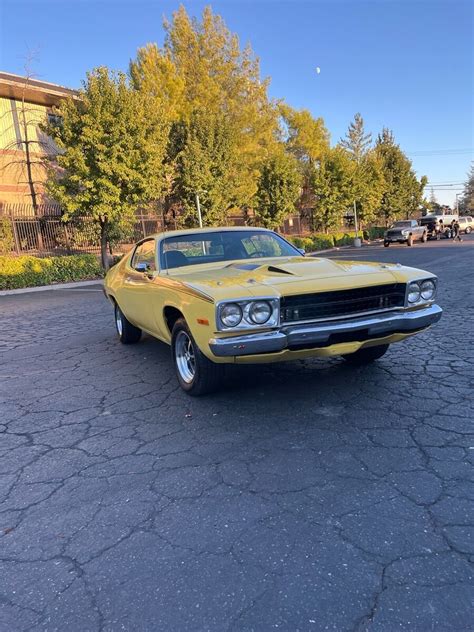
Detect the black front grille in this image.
<box><xmin>280</xmin><ymin>283</ymin><xmax>406</xmax><ymax>323</ymax></box>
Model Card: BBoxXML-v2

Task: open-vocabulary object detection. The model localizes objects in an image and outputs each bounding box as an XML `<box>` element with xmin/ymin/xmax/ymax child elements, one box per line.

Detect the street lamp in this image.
<box><xmin>455</xmin><ymin>193</ymin><xmax>462</xmax><ymax>214</ymax></box>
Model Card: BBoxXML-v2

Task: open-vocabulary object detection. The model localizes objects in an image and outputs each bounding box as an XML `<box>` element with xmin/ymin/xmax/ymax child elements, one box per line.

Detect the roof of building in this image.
<box><xmin>0</xmin><ymin>72</ymin><xmax>78</xmax><ymax>106</ymax></box>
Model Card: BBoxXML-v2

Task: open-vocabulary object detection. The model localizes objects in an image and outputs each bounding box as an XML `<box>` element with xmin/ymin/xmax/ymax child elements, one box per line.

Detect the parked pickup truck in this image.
<box><xmin>384</xmin><ymin>220</ymin><xmax>427</xmax><ymax>247</ymax></box>
<box><xmin>419</xmin><ymin>214</ymin><xmax>457</xmax><ymax>240</ymax></box>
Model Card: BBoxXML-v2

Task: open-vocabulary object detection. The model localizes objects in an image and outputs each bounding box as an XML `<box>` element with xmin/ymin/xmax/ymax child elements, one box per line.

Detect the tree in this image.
<box><xmin>45</xmin><ymin>67</ymin><xmax>170</xmax><ymax>269</ymax></box>
<box><xmin>340</xmin><ymin>112</ymin><xmax>372</xmax><ymax>162</ymax></box>
<box><xmin>375</xmin><ymin>128</ymin><xmax>426</xmax><ymax>223</ymax></box>
<box><xmin>173</xmin><ymin>108</ymin><xmax>238</xmax><ymax>226</ymax></box>
<box><xmin>311</xmin><ymin>147</ymin><xmax>353</xmax><ymax>232</ymax></box>
<box><xmin>280</xmin><ymin>105</ymin><xmax>330</xmax><ymax>229</ymax></box>
<box><xmin>130</xmin><ymin>6</ymin><xmax>280</xmax><ymax>215</ymax></box>
<box><xmin>0</xmin><ymin>53</ymin><xmax>52</xmax><ymax>213</ymax></box>
<box><xmin>255</xmin><ymin>152</ymin><xmax>301</xmax><ymax>229</ymax></box>
<box><xmin>459</xmin><ymin>164</ymin><xmax>474</xmax><ymax>215</ymax></box>
<box><xmin>350</xmin><ymin>150</ymin><xmax>386</xmax><ymax>227</ymax></box>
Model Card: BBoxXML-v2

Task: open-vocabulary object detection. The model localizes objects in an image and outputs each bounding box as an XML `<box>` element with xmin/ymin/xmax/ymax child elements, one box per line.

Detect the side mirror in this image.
<box><xmin>297</xmin><ymin>248</ymin><xmax>306</xmax><ymax>256</ymax></box>
<box><xmin>135</xmin><ymin>262</ymin><xmax>150</xmax><ymax>273</ymax></box>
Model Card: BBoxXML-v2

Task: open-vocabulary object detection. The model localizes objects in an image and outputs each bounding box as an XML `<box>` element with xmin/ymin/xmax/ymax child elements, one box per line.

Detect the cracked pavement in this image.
<box><xmin>0</xmin><ymin>237</ymin><xmax>473</xmax><ymax>631</ymax></box>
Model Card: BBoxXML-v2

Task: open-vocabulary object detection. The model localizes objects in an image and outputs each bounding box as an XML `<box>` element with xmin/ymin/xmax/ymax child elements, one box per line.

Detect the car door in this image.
<box><xmin>121</xmin><ymin>239</ymin><xmax>159</xmax><ymax>334</ymax></box>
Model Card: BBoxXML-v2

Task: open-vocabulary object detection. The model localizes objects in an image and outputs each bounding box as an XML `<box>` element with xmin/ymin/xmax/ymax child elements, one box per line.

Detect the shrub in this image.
<box><xmin>331</xmin><ymin>231</ymin><xmax>358</xmax><ymax>246</ymax></box>
<box><xmin>0</xmin><ymin>218</ymin><xmax>14</xmax><ymax>255</ymax></box>
<box><xmin>0</xmin><ymin>254</ymin><xmax>103</xmax><ymax>290</ymax></box>
<box><xmin>364</xmin><ymin>226</ymin><xmax>386</xmax><ymax>240</ymax></box>
<box><xmin>311</xmin><ymin>234</ymin><xmax>334</xmax><ymax>250</ymax></box>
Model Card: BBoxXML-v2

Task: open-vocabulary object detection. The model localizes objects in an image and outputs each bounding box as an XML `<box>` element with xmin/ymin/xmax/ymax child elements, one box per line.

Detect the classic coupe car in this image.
<box><xmin>104</xmin><ymin>227</ymin><xmax>442</xmax><ymax>395</ymax></box>
<box><xmin>384</xmin><ymin>220</ymin><xmax>427</xmax><ymax>246</ymax></box>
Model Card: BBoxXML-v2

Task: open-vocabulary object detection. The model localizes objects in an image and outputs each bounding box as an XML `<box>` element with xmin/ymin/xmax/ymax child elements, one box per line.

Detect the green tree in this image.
<box><xmin>351</xmin><ymin>150</ymin><xmax>386</xmax><ymax>227</ymax></box>
<box><xmin>173</xmin><ymin>108</ymin><xmax>238</xmax><ymax>226</ymax></box>
<box><xmin>255</xmin><ymin>152</ymin><xmax>302</xmax><ymax>229</ymax></box>
<box><xmin>375</xmin><ymin>128</ymin><xmax>426</xmax><ymax>223</ymax></box>
<box><xmin>311</xmin><ymin>147</ymin><xmax>353</xmax><ymax>232</ymax></box>
<box><xmin>130</xmin><ymin>6</ymin><xmax>280</xmax><ymax>215</ymax></box>
<box><xmin>459</xmin><ymin>164</ymin><xmax>474</xmax><ymax>215</ymax></box>
<box><xmin>45</xmin><ymin>67</ymin><xmax>170</xmax><ymax>268</ymax></box>
<box><xmin>340</xmin><ymin>112</ymin><xmax>372</xmax><ymax>161</ymax></box>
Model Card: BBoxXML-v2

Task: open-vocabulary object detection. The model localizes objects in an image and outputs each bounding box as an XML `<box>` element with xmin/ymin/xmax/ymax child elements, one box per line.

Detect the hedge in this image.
<box><xmin>0</xmin><ymin>254</ymin><xmax>103</xmax><ymax>290</ymax></box>
<box><xmin>288</xmin><ymin>228</ymin><xmax>386</xmax><ymax>252</ymax></box>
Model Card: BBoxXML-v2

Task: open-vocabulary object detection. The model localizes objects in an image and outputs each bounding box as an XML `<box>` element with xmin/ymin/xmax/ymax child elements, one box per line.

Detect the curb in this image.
<box><xmin>0</xmin><ymin>279</ymin><xmax>104</xmax><ymax>297</ymax></box>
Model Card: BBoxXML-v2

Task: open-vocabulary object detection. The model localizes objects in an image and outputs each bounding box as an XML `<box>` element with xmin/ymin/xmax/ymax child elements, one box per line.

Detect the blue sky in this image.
<box><xmin>1</xmin><ymin>0</ymin><xmax>472</xmax><ymax>206</ymax></box>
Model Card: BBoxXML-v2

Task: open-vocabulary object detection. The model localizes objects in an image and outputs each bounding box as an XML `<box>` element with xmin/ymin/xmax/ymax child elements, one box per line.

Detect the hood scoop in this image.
<box><xmin>225</xmin><ymin>262</ymin><xmax>295</xmax><ymax>276</ymax></box>
<box><xmin>266</xmin><ymin>265</ymin><xmax>294</xmax><ymax>275</ymax></box>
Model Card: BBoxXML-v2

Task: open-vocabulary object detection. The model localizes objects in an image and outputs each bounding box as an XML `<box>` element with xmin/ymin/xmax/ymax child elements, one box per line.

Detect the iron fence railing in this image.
<box><xmin>0</xmin><ymin>202</ymin><xmax>307</xmax><ymax>257</ymax></box>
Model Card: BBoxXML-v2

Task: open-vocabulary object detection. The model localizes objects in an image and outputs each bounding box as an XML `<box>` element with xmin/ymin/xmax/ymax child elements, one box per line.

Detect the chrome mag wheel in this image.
<box><xmin>115</xmin><ymin>306</ymin><xmax>123</xmax><ymax>337</ymax></box>
<box><xmin>175</xmin><ymin>330</ymin><xmax>196</xmax><ymax>383</ymax></box>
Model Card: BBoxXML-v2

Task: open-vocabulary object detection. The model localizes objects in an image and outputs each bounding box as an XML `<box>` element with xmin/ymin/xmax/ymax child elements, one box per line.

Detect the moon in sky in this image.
<box><xmin>315</xmin><ymin>67</ymin><xmax>321</xmax><ymax>74</ymax></box>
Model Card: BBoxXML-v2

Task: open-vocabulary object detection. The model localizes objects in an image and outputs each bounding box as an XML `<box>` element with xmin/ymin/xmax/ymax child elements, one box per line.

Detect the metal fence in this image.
<box><xmin>0</xmin><ymin>202</ymin><xmax>307</xmax><ymax>257</ymax></box>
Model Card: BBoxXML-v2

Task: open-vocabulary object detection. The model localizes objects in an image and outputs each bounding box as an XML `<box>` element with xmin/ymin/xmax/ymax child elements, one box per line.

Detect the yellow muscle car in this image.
<box><xmin>104</xmin><ymin>227</ymin><xmax>442</xmax><ymax>395</ymax></box>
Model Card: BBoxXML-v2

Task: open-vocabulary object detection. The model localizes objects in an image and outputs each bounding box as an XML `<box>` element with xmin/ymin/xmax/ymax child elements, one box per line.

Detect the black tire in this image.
<box><xmin>421</xmin><ymin>232</ymin><xmax>427</xmax><ymax>243</ymax></box>
<box><xmin>384</xmin><ymin>240</ymin><xmax>390</xmax><ymax>247</ymax></box>
<box><xmin>436</xmin><ymin>232</ymin><xmax>441</xmax><ymax>240</ymax></box>
<box><xmin>171</xmin><ymin>318</ymin><xmax>222</xmax><ymax>396</ymax></box>
<box><xmin>407</xmin><ymin>235</ymin><xmax>413</xmax><ymax>247</ymax></box>
<box><xmin>465</xmin><ymin>227</ymin><xmax>471</xmax><ymax>234</ymax></box>
<box><xmin>342</xmin><ymin>344</ymin><xmax>389</xmax><ymax>365</ymax></box>
<box><xmin>114</xmin><ymin>303</ymin><xmax>142</xmax><ymax>344</ymax></box>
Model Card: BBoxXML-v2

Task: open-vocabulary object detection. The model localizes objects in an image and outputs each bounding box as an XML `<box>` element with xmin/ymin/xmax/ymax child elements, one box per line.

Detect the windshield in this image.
<box><xmin>160</xmin><ymin>230</ymin><xmax>300</xmax><ymax>270</ymax></box>
<box><xmin>390</xmin><ymin>221</ymin><xmax>411</xmax><ymax>228</ymax></box>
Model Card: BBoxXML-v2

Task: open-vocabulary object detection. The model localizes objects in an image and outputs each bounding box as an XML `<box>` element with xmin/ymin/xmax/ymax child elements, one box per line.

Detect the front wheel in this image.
<box><xmin>171</xmin><ymin>318</ymin><xmax>222</xmax><ymax>396</ymax></box>
<box><xmin>384</xmin><ymin>240</ymin><xmax>390</xmax><ymax>247</ymax></box>
<box><xmin>465</xmin><ymin>227</ymin><xmax>471</xmax><ymax>234</ymax></box>
<box><xmin>342</xmin><ymin>344</ymin><xmax>389</xmax><ymax>365</ymax></box>
<box><xmin>407</xmin><ymin>235</ymin><xmax>413</xmax><ymax>246</ymax></box>
<box><xmin>114</xmin><ymin>303</ymin><xmax>142</xmax><ymax>344</ymax></box>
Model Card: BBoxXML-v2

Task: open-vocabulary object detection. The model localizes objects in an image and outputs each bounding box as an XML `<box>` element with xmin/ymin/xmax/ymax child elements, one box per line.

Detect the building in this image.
<box><xmin>0</xmin><ymin>71</ymin><xmax>77</xmax><ymax>210</ymax></box>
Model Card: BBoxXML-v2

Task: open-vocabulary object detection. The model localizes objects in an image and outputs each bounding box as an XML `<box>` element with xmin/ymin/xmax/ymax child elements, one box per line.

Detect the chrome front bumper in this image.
<box><xmin>209</xmin><ymin>304</ymin><xmax>443</xmax><ymax>357</ymax></box>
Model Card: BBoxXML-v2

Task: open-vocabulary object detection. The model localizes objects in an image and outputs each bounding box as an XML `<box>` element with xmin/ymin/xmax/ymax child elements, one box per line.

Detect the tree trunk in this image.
<box><xmin>21</xmin><ymin>98</ymin><xmax>38</xmax><ymax>215</ymax></box>
<box><xmin>100</xmin><ymin>221</ymin><xmax>109</xmax><ymax>271</ymax></box>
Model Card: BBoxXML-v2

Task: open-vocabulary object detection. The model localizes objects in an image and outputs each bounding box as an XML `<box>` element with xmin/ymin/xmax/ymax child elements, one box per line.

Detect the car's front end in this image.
<box><xmin>206</xmin><ymin>277</ymin><xmax>441</xmax><ymax>363</ymax></box>
<box><xmin>384</xmin><ymin>227</ymin><xmax>410</xmax><ymax>244</ymax></box>
<box><xmin>178</xmin><ymin>258</ymin><xmax>442</xmax><ymax>365</ymax></box>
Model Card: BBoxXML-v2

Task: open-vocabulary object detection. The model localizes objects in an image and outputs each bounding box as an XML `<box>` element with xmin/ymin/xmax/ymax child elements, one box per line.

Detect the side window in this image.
<box><xmin>131</xmin><ymin>240</ymin><xmax>156</xmax><ymax>271</ymax></box>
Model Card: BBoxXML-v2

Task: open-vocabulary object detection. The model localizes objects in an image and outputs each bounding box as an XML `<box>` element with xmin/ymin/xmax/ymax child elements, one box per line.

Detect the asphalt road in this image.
<box><xmin>1</xmin><ymin>236</ymin><xmax>473</xmax><ymax>631</ymax></box>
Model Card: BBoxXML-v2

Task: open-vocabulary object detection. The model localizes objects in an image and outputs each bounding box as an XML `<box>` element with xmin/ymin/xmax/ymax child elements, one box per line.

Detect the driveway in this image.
<box><xmin>1</xmin><ymin>237</ymin><xmax>473</xmax><ymax>631</ymax></box>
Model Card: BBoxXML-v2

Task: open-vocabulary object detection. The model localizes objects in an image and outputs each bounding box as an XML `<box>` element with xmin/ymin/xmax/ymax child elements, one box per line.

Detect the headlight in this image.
<box><xmin>217</xmin><ymin>298</ymin><xmax>279</xmax><ymax>330</ymax></box>
<box><xmin>220</xmin><ymin>303</ymin><xmax>242</xmax><ymax>327</ymax></box>
<box><xmin>402</xmin><ymin>230</ymin><xmax>409</xmax><ymax>235</ymax></box>
<box><xmin>407</xmin><ymin>282</ymin><xmax>421</xmax><ymax>303</ymax></box>
<box><xmin>420</xmin><ymin>279</ymin><xmax>436</xmax><ymax>301</ymax></box>
<box><xmin>248</xmin><ymin>301</ymin><xmax>272</xmax><ymax>324</ymax></box>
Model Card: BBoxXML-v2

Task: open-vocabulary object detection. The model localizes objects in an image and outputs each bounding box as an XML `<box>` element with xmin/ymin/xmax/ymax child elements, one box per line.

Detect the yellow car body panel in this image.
<box><xmin>104</xmin><ymin>228</ymin><xmax>441</xmax><ymax>364</ymax></box>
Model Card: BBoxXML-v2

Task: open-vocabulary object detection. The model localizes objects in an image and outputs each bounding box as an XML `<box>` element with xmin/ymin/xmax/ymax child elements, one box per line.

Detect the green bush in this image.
<box><xmin>311</xmin><ymin>234</ymin><xmax>334</xmax><ymax>250</ymax></box>
<box><xmin>364</xmin><ymin>226</ymin><xmax>386</xmax><ymax>240</ymax></box>
<box><xmin>0</xmin><ymin>254</ymin><xmax>103</xmax><ymax>290</ymax></box>
<box><xmin>0</xmin><ymin>218</ymin><xmax>14</xmax><ymax>255</ymax></box>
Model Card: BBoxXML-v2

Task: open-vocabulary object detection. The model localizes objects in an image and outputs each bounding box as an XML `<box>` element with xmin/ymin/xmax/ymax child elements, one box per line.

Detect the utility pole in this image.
<box><xmin>353</xmin><ymin>200</ymin><xmax>361</xmax><ymax>247</ymax></box>
<box><xmin>195</xmin><ymin>193</ymin><xmax>203</xmax><ymax>228</ymax></box>
<box><xmin>455</xmin><ymin>193</ymin><xmax>462</xmax><ymax>214</ymax></box>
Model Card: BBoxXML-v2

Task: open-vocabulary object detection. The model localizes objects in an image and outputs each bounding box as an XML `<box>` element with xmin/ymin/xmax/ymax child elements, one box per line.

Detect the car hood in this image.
<box><xmin>167</xmin><ymin>256</ymin><xmax>411</xmax><ymax>301</ymax></box>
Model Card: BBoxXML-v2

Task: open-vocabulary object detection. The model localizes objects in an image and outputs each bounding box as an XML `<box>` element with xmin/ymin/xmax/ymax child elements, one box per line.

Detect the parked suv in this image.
<box><xmin>458</xmin><ymin>216</ymin><xmax>473</xmax><ymax>234</ymax></box>
<box><xmin>384</xmin><ymin>220</ymin><xmax>427</xmax><ymax>247</ymax></box>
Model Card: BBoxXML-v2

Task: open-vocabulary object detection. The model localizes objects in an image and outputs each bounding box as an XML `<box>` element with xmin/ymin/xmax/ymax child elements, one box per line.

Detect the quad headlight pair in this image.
<box><xmin>217</xmin><ymin>298</ymin><xmax>279</xmax><ymax>331</ymax></box>
<box><xmin>407</xmin><ymin>278</ymin><xmax>437</xmax><ymax>304</ymax></box>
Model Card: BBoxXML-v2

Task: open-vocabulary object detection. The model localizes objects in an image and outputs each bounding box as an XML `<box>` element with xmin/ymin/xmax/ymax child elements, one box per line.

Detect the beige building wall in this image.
<box><xmin>0</xmin><ymin>73</ymin><xmax>76</xmax><ymax>209</ymax></box>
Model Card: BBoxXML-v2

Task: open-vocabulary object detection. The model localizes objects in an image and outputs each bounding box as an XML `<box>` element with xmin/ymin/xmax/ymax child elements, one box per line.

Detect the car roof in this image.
<box><xmin>149</xmin><ymin>226</ymin><xmax>275</xmax><ymax>241</ymax></box>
